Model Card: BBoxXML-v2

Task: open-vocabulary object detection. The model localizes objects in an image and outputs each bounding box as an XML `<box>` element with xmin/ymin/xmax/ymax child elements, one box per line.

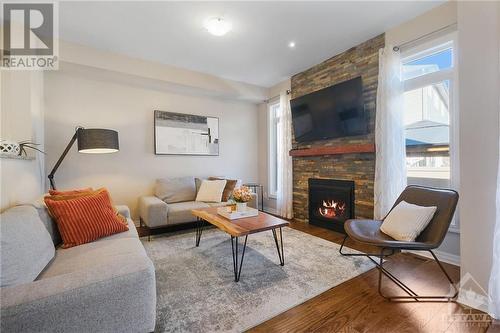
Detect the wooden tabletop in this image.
<box><xmin>191</xmin><ymin>207</ymin><xmax>290</xmax><ymax>237</ymax></box>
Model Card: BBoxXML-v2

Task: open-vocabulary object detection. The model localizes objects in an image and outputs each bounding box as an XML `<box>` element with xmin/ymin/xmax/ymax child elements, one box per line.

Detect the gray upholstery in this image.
<box><xmin>195</xmin><ymin>177</ymin><xmax>203</xmax><ymax>194</ymax></box>
<box><xmin>31</xmin><ymin>198</ymin><xmax>61</xmax><ymax>246</ymax></box>
<box><xmin>98</xmin><ymin>218</ymin><xmax>138</xmax><ymax>241</ymax></box>
<box><xmin>0</xmin><ymin>206</ymin><xmax>55</xmax><ymax>287</ymax></box>
<box><xmin>140</xmin><ymin>176</ymin><xmax>256</xmax><ymax>228</ymax></box>
<box><xmin>39</xmin><ymin>238</ymin><xmax>147</xmax><ymax>279</ymax></box>
<box><xmin>155</xmin><ymin>176</ymin><xmax>196</xmax><ymax>203</ymax></box>
<box><xmin>1</xmin><ymin>254</ymin><xmax>156</xmax><ymax>333</ymax></box>
<box><xmin>115</xmin><ymin>204</ymin><xmax>131</xmax><ymax>219</ymax></box>
<box><xmin>207</xmin><ymin>202</ymin><xmax>230</xmax><ymax>208</ymax></box>
<box><xmin>139</xmin><ymin>197</ymin><xmax>258</xmax><ymax>228</ymax></box>
<box><xmin>139</xmin><ymin>195</ymin><xmax>169</xmax><ymax>228</ymax></box>
<box><xmin>168</xmin><ymin>201</ymin><xmax>210</xmax><ymax>225</ymax></box>
<box><xmin>0</xmin><ymin>205</ymin><xmax>156</xmax><ymax>333</ymax></box>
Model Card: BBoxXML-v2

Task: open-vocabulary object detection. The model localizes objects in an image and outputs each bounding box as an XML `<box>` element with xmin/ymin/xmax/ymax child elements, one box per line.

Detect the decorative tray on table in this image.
<box><xmin>217</xmin><ymin>207</ymin><xmax>259</xmax><ymax>220</ymax></box>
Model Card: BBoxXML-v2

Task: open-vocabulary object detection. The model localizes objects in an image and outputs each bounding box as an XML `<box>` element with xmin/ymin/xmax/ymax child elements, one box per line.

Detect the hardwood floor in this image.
<box><xmin>138</xmin><ymin>221</ymin><xmax>498</xmax><ymax>332</ymax></box>
<box><xmin>248</xmin><ymin>222</ymin><xmax>496</xmax><ymax>333</ymax></box>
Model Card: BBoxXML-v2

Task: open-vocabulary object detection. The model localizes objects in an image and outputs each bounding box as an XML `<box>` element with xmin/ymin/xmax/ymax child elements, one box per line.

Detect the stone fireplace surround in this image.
<box><xmin>290</xmin><ymin>34</ymin><xmax>384</xmax><ymax>226</ymax></box>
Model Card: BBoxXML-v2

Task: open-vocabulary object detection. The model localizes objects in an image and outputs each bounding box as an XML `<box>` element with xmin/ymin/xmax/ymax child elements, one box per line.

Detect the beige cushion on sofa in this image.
<box><xmin>380</xmin><ymin>201</ymin><xmax>437</xmax><ymax>242</ymax></box>
<box><xmin>195</xmin><ymin>177</ymin><xmax>203</xmax><ymax>194</ymax></box>
<box><xmin>38</xmin><ymin>238</ymin><xmax>146</xmax><ymax>279</ymax></box>
<box><xmin>155</xmin><ymin>177</ymin><xmax>196</xmax><ymax>203</ymax></box>
<box><xmin>168</xmin><ymin>201</ymin><xmax>210</xmax><ymax>225</ymax></box>
<box><xmin>195</xmin><ymin>180</ymin><xmax>227</xmax><ymax>203</ymax></box>
<box><xmin>206</xmin><ymin>202</ymin><xmax>229</xmax><ymax>208</ymax></box>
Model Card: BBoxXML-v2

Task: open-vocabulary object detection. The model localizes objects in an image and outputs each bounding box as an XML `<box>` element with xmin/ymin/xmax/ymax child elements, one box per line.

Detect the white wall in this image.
<box><xmin>457</xmin><ymin>1</ymin><xmax>500</xmax><ymax>311</ymax></box>
<box><xmin>59</xmin><ymin>41</ymin><xmax>267</xmax><ymax>103</ymax></box>
<box><xmin>0</xmin><ymin>71</ymin><xmax>45</xmax><ymax>211</ymax></box>
<box><xmin>44</xmin><ymin>68</ymin><xmax>259</xmax><ymax>219</ymax></box>
<box><xmin>385</xmin><ymin>1</ymin><xmax>457</xmax><ymax>46</ymax></box>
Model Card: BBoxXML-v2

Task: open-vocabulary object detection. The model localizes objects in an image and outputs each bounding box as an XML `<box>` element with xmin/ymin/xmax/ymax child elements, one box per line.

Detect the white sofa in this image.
<box><xmin>139</xmin><ymin>176</ymin><xmax>256</xmax><ymax>229</ymax></box>
<box><xmin>0</xmin><ymin>203</ymin><xmax>156</xmax><ymax>332</ymax></box>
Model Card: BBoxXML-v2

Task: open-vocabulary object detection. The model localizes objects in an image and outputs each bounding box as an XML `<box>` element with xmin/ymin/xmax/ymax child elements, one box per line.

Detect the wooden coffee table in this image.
<box><xmin>191</xmin><ymin>207</ymin><xmax>290</xmax><ymax>282</ymax></box>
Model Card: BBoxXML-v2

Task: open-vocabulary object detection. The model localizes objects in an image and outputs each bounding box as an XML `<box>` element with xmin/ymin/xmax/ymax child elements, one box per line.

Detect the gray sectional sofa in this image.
<box><xmin>0</xmin><ymin>202</ymin><xmax>156</xmax><ymax>332</ymax></box>
<box><xmin>139</xmin><ymin>176</ymin><xmax>256</xmax><ymax>229</ymax></box>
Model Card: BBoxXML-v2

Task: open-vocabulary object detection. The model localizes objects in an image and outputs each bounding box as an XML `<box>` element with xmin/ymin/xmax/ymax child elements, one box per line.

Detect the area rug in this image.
<box><xmin>142</xmin><ymin>227</ymin><xmax>373</xmax><ymax>332</ymax></box>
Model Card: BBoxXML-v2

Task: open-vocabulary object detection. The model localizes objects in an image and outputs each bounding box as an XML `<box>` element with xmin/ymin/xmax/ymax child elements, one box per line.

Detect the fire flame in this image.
<box><xmin>318</xmin><ymin>200</ymin><xmax>346</xmax><ymax>218</ymax></box>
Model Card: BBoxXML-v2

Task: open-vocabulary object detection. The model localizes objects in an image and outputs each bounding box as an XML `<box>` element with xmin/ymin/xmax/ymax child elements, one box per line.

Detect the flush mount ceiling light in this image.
<box><xmin>204</xmin><ymin>17</ymin><xmax>232</xmax><ymax>36</ymax></box>
<box><xmin>288</xmin><ymin>41</ymin><xmax>296</xmax><ymax>48</ymax></box>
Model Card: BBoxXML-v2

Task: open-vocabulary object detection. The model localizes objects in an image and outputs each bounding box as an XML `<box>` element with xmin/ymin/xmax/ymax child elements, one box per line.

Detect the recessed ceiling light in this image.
<box><xmin>288</xmin><ymin>41</ymin><xmax>296</xmax><ymax>48</ymax></box>
<box><xmin>204</xmin><ymin>17</ymin><xmax>232</xmax><ymax>36</ymax></box>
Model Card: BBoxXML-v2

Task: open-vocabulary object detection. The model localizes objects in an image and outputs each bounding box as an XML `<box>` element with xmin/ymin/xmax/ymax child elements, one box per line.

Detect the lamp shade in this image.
<box><xmin>77</xmin><ymin>128</ymin><xmax>119</xmax><ymax>154</ymax></box>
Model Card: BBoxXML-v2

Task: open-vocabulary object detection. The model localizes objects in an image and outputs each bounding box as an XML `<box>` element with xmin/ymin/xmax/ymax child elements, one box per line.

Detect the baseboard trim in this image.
<box><xmin>403</xmin><ymin>249</ymin><xmax>460</xmax><ymax>266</ymax></box>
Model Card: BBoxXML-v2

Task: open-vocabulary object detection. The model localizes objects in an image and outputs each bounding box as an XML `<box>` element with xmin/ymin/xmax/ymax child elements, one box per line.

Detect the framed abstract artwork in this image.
<box><xmin>154</xmin><ymin>110</ymin><xmax>219</xmax><ymax>156</ymax></box>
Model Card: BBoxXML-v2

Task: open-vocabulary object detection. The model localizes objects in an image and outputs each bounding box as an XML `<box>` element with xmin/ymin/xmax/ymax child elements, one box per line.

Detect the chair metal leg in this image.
<box><xmin>231</xmin><ymin>235</ymin><xmax>248</xmax><ymax>282</ymax></box>
<box><xmin>340</xmin><ymin>236</ymin><xmax>458</xmax><ymax>302</ymax></box>
<box><xmin>377</xmin><ymin>247</ymin><xmax>420</xmax><ymax>301</ymax></box>
<box><xmin>376</xmin><ymin>249</ymin><xmax>458</xmax><ymax>301</ymax></box>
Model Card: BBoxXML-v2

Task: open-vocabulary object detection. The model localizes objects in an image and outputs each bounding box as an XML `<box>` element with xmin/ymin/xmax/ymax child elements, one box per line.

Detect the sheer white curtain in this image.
<box><xmin>488</xmin><ymin>92</ymin><xmax>500</xmax><ymax>320</ymax></box>
<box><xmin>374</xmin><ymin>46</ymin><xmax>407</xmax><ymax>219</ymax></box>
<box><xmin>276</xmin><ymin>91</ymin><xmax>293</xmax><ymax>219</ymax></box>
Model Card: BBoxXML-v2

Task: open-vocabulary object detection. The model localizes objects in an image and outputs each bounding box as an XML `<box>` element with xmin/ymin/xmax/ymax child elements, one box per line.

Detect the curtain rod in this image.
<box><xmin>393</xmin><ymin>23</ymin><xmax>457</xmax><ymax>52</ymax></box>
<box><xmin>264</xmin><ymin>89</ymin><xmax>291</xmax><ymax>103</ymax></box>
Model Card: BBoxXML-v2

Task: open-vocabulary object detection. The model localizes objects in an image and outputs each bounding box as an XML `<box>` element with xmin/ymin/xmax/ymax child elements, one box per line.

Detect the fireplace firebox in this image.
<box><xmin>308</xmin><ymin>178</ymin><xmax>355</xmax><ymax>234</ymax></box>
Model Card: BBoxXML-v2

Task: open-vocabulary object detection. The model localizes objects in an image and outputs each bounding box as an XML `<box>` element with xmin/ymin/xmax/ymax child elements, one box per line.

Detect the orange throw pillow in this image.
<box><xmin>44</xmin><ymin>189</ymin><xmax>128</xmax><ymax>248</ymax></box>
<box><xmin>48</xmin><ymin>190</ymin><xmax>97</xmax><ymax>202</ymax></box>
<box><xmin>47</xmin><ymin>188</ymin><xmax>128</xmax><ymax>226</ymax></box>
<box><xmin>49</xmin><ymin>187</ymin><xmax>93</xmax><ymax>196</ymax></box>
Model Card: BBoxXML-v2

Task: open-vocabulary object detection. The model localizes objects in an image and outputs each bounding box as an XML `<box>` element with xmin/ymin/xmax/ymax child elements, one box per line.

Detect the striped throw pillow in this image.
<box><xmin>49</xmin><ymin>187</ymin><xmax>93</xmax><ymax>196</ymax></box>
<box><xmin>47</xmin><ymin>188</ymin><xmax>128</xmax><ymax>226</ymax></box>
<box><xmin>44</xmin><ymin>189</ymin><xmax>128</xmax><ymax>248</ymax></box>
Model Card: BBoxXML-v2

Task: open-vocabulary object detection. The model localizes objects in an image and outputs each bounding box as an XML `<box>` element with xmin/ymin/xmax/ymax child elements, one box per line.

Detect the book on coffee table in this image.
<box><xmin>217</xmin><ymin>207</ymin><xmax>259</xmax><ymax>220</ymax></box>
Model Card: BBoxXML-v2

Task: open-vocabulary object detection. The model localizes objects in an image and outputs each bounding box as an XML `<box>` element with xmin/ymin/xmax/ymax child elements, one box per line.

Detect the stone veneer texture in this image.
<box><xmin>290</xmin><ymin>33</ymin><xmax>384</xmax><ymax>224</ymax></box>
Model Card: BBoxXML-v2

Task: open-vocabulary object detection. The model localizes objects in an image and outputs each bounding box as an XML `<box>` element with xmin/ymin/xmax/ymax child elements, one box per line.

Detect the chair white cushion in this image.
<box><xmin>380</xmin><ymin>201</ymin><xmax>437</xmax><ymax>242</ymax></box>
<box><xmin>195</xmin><ymin>179</ymin><xmax>227</xmax><ymax>203</ymax></box>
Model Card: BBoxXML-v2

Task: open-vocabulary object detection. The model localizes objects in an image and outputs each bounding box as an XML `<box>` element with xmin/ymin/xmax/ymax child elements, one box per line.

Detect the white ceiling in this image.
<box><xmin>59</xmin><ymin>1</ymin><xmax>444</xmax><ymax>87</ymax></box>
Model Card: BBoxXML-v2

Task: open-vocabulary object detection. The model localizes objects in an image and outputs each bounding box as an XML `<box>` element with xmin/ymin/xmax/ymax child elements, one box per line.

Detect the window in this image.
<box><xmin>404</xmin><ymin>80</ymin><xmax>451</xmax><ymax>179</ymax></box>
<box><xmin>402</xmin><ymin>36</ymin><xmax>456</xmax><ymax>180</ymax></box>
<box><xmin>268</xmin><ymin>100</ymin><xmax>280</xmax><ymax>198</ymax></box>
<box><xmin>402</xmin><ymin>32</ymin><xmax>459</xmax><ymax>231</ymax></box>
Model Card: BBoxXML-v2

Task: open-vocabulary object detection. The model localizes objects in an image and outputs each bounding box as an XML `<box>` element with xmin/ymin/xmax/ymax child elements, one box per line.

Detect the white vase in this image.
<box><xmin>0</xmin><ymin>140</ymin><xmax>20</xmax><ymax>156</ymax></box>
<box><xmin>236</xmin><ymin>202</ymin><xmax>247</xmax><ymax>212</ymax></box>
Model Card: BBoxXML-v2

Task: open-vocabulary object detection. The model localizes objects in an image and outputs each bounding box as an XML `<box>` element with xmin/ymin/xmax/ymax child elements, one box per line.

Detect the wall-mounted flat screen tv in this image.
<box><xmin>291</xmin><ymin>76</ymin><xmax>366</xmax><ymax>143</ymax></box>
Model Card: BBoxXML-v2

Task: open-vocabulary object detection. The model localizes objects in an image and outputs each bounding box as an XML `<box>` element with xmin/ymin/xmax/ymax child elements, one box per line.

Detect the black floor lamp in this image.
<box><xmin>48</xmin><ymin>127</ymin><xmax>119</xmax><ymax>190</ymax></box>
